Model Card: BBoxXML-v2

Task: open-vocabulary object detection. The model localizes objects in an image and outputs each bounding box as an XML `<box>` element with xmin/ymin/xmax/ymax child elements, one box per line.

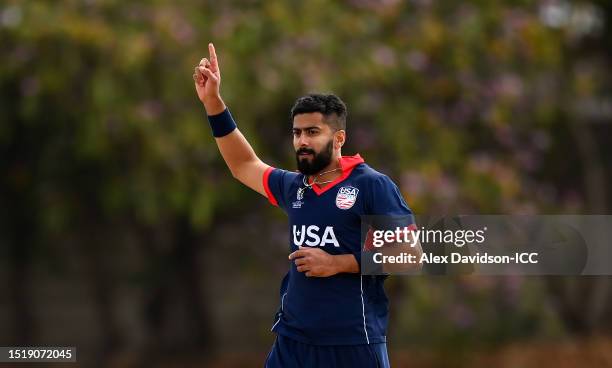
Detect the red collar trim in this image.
<box><xmin>309</xmin><ymin>154</ymin><xmax>364</xmax><ymax>195</ymax></box>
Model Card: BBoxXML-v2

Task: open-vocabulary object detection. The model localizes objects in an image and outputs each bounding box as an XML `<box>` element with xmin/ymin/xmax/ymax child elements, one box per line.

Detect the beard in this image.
<box><xmin>296</xmin><ymin>139</ymin><xmax>334</xmax><ymax>176</ymax></box>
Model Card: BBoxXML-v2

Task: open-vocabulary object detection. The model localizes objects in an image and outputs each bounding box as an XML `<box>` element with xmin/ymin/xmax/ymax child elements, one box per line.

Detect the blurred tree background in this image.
<box><xmin>1</xmin><ymin>0</ymin><xmax>611</xmax><ymax>367</ymax></box>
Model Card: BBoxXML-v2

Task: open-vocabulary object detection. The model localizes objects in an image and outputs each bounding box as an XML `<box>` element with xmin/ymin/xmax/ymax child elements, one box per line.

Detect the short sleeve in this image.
<box><xmin>263</xmin><ymin>167</ymin><xmax>298</xmax><ymax>210</ymax></box>
<box><xmin>368</xmin><ymin>175</ymin><xmax>415</xmax><ymax>219</ymax></box>
<box><xmin>359</xmin><ymin>175</ymin><xmax>417</xmax><ymax>271</ymax></box>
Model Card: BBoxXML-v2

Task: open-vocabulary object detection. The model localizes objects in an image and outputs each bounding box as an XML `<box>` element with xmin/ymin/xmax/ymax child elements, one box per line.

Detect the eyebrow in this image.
<box><xmin>292</xmin><ymin>126</ymin><xmax>321</xmax><ymax>131</ymax></box>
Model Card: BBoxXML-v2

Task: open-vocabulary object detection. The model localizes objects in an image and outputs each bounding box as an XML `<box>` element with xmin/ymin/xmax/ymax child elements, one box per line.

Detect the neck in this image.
<box><xmin>309</xmin><ymin>156</ymin><xmax>342</xmax><ymax>188</ymax></box>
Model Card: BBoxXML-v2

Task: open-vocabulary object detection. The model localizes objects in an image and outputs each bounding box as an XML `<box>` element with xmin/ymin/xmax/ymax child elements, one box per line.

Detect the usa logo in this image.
<box><xmin>336</xmin><ymin>186</ymin><xmax>359</xmax><ymax>210</ymax></box>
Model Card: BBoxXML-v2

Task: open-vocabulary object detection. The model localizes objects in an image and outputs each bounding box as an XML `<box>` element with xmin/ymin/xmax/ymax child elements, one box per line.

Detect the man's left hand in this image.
<box><xmin>289</xmin><ymin>246</ymin><xmax>339</xmax><ymax>277</ymax></box>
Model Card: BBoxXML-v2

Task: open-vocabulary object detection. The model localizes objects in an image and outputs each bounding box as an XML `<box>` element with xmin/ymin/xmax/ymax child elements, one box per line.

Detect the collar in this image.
<box><xmin>309</xmin><ymin>154</ymin><xmax>364</xmax><ymax>195</ymax></box>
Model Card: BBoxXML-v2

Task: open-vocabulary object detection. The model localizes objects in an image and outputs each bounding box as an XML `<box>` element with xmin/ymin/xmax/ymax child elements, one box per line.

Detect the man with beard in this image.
<box><xmin>194</xmin><ymin>43</ymin><xmax>421</xmax><ymax>368</ymax></box>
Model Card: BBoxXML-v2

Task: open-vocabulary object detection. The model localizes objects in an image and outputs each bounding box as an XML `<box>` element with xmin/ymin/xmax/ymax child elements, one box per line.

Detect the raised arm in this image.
<box><xmin>193</xmin><ymin>43</ymin><xmax>269</xmax><ymax>197</ymax></box>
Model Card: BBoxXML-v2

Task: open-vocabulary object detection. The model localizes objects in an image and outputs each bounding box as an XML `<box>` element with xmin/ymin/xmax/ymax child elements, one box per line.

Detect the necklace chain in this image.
<box><xmin>302</xmin><ymin>167</ymin><xmax>342</xmax><ymax>188</ymax></box>
<box><xmin>297</xmin><ymin>166</ymin><xmax>342</xmax><ymax>201</ymax></box>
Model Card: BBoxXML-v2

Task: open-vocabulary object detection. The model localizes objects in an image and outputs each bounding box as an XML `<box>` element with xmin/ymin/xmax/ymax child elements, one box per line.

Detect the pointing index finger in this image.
<box><xmin>208</xmin><ymin>43</ymin><xmax>218</xmax><ymax>71</ymax></box>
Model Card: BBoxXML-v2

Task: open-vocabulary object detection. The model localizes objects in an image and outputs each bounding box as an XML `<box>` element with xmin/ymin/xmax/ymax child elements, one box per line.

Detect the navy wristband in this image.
<box><xmin>207</xmin><ymin>108</ymin><xmax>237</xmax><ymax>137</ymax></box>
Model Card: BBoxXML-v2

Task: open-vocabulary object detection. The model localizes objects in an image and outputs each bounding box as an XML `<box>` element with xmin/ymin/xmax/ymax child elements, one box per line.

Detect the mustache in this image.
<box><xmin>296</xmin><ymin>148</ymin><xmax>315</xmax><ymax>155</ymax></box>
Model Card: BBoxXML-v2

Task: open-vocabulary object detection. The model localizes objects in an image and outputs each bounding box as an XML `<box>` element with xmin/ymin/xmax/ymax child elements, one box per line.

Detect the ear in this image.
<box><xmin>334</xmin><ymin>130</ymin><xmax>346</xmax><ymax>149</ymax></box>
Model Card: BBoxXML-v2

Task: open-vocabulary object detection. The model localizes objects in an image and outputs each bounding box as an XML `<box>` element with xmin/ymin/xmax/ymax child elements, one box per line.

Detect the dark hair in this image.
<box><xmin>290</xmin><ymin>93</ymin><xmax>347</xmax><ymax>131</ymax></box>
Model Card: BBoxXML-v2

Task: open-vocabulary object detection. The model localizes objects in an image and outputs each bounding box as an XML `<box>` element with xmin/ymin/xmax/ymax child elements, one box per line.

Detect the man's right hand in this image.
<box><xmin>194</xmin><ymin>42</ymin><xmax>226</xmax><ymax>115</ymax></box>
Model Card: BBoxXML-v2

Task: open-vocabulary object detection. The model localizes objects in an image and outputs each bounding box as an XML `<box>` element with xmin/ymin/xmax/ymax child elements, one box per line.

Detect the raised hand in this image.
<box><xmin>194</xmin><ymin>42</ymin><xmax>225</xmax><ymax>114</ymax></box>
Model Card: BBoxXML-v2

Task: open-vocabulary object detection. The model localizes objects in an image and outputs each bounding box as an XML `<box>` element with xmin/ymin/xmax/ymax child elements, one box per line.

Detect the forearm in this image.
<box><xmin>215</xmin><ymin>128</ymin><xmax>261</xmax><ymax>178</ymax></box>
<box><xmin>204</xmin><ymin>97</ymin><xmax>268</xmax><ymax>196</ymax></box>
<box><xmin>205</xmin><ymin>97</ymin><xmax>258</xmax><ymax>169</ymax></box>
<box><xmin>333</xmin><ymin>254</ymin><xmax>360</xmax><ymax>274</ymax></box>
